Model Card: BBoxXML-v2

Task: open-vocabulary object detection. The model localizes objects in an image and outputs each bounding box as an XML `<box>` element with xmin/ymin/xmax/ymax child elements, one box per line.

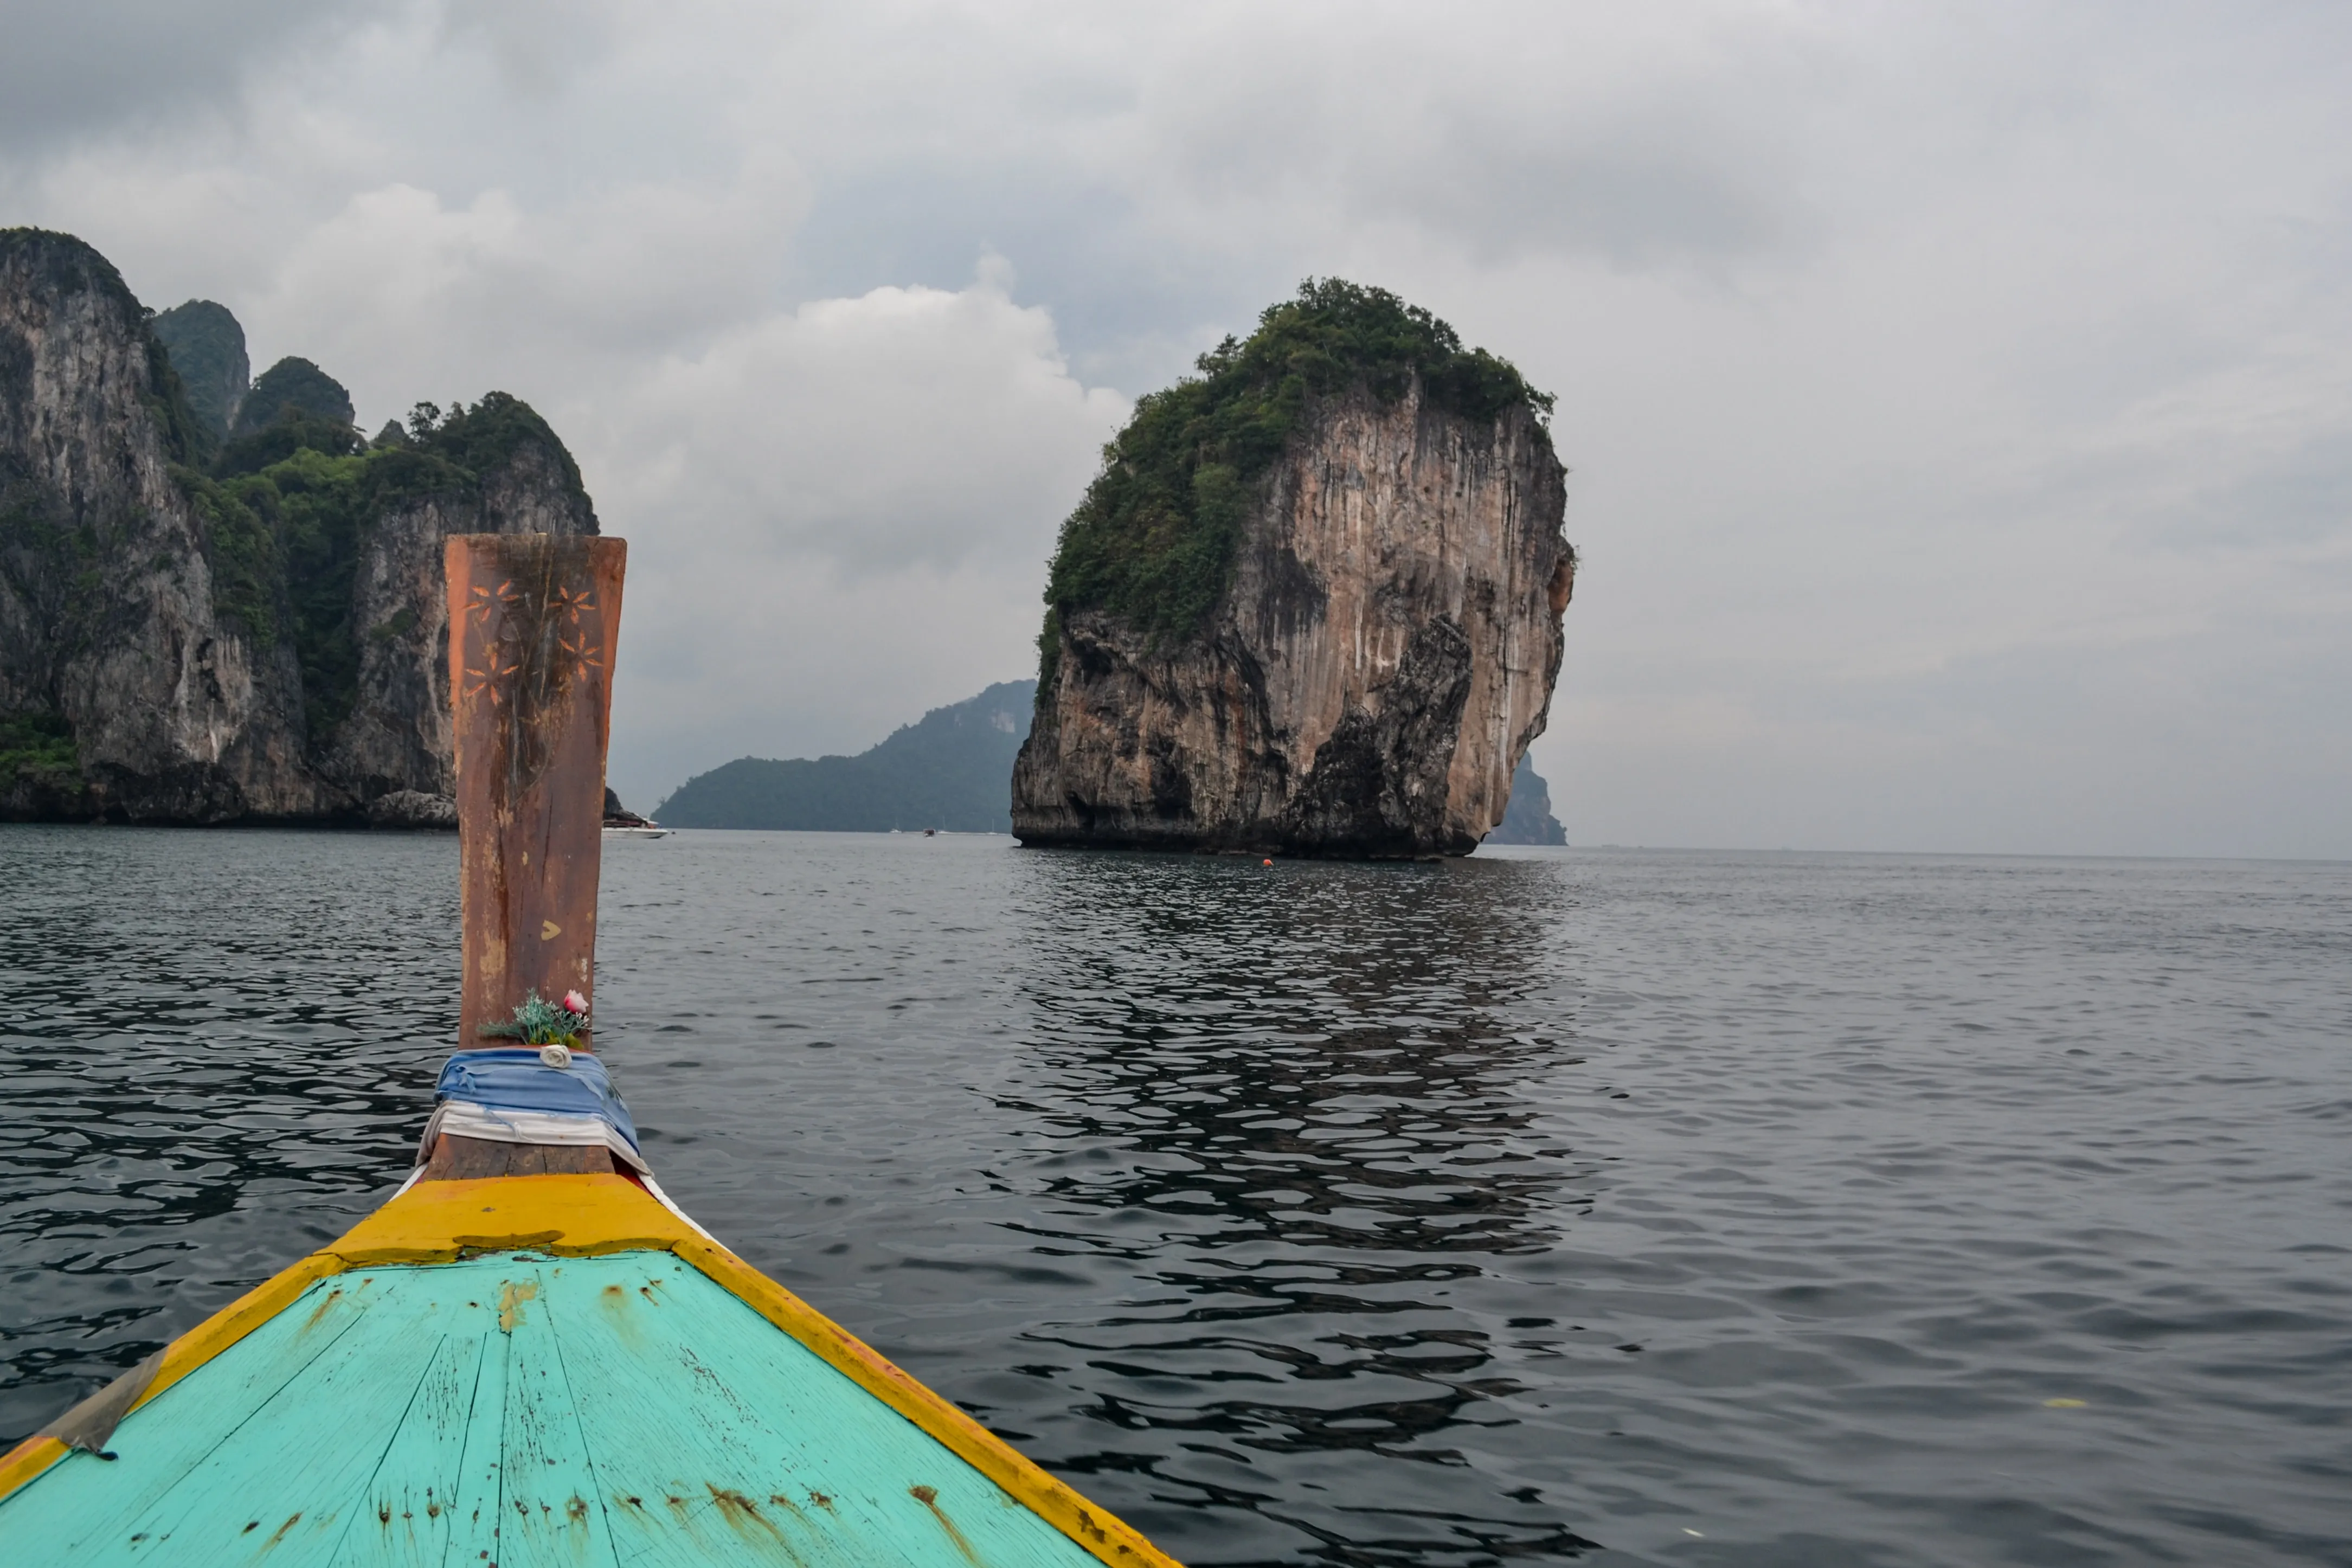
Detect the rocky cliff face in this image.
<box><xmin>324</xmin><ymin>436</ymin><xmax>597</xmax><ymax>813</ymax></box>
<box><xmin>0</xmin><ymin>228</ymin><xmax>596</xmax><ymax>824</ymax></box>
<box><xmin>0</xmin><ymin>230</ymin><xmax>322</xmax><ymax>822</ymax></box>
<box><xmin>1015</xmin><ymin>382</ymin><xmax>1572</xmax><ymax>857</ymax></box>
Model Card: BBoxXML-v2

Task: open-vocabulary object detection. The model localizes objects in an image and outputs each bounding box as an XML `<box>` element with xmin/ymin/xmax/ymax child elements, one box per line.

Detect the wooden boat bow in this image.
<box><xmin>0</xmin><ymin>533</ymin><xmax>1182</xmax><ymax>1568</ymax></box>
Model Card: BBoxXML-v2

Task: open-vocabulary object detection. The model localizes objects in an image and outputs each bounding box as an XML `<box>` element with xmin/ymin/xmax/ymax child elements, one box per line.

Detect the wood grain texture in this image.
<box><xmin>0</xmin><ymin>1269</ymin><xmax>383</xmax><ymax>1558</ymax></box>
<box><xmin>671</xmin><ymin>1235</ymin><xmax>1179</xmax><ymax>1568</ymax></box>
<box><xmin>106</xmin><ymin>1279</ymin><xmax>444</xmax><ymax>1561</ymax></box>
<box><xmin>0</xmin><ymin>1254</ymin><xmax>345</xmax><ymax>1502</ymax></box>
<box><xmin>420</xmin><ymin>1134</ymin><xmax>616</xmax><ymax>1181</ymax></box>
<box><xmin>446</xmin><ymin>533</ymin><xmax>626</xmax><ymax>1051</ymax></box>
<box><xmin>0</xmin><ymin>1257</ymin><xmax>1115</xmax><ymax>1567</ymax></box>
<box><xmin>344</xmin><ymin>1328</ymin><xmax>486</xmax><ymax>1566</ymax></box>
<box><xmin>544</xmin><ymin>1254</ymin><xmax>1111</xmax><ymax>1568</ymax></box>
<box><xmin>496</xmin><ymin>1274</ymin><xmax>621</xmax><ymax>1567</ymax></box>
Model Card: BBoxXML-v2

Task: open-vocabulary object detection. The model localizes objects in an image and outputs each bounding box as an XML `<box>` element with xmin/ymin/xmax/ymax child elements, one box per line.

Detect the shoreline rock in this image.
<box><xmin>365</xmin><ymin>789</ymin><xmax>459</xmax><ymax>830</ymax></box>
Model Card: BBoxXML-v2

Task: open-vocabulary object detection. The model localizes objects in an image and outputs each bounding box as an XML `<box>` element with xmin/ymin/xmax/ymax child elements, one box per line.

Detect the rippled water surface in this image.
<box><xmin>2</xmin><ymin>826</ymin><xmax>2348</xmax><ymax>1565</ymax></box>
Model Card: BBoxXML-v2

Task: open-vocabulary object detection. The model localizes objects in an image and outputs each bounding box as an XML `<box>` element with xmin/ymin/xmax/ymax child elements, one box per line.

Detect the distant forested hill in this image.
<box><xmin>655</xmin><ymin>682</ymin><xmax>1034</xmax><ymax>831</ymax></box>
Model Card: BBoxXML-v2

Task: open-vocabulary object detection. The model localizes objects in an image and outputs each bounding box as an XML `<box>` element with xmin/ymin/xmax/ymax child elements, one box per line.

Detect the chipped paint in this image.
<box><xmin>497</xmin><ymin>1278</ymin><xmax>537</xmax><ymax>1332</ymax></box>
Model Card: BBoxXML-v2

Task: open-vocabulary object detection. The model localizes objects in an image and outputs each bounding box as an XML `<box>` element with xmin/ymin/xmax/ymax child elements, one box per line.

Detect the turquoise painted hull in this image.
<box><xmin>3</xmin><ymin>1251</ymin><xmax>1108</xmax><ymax>1566</ymax></box>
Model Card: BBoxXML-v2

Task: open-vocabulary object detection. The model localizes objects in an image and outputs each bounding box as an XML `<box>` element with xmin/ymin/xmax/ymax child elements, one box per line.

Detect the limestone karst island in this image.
<box><xmin>0</xmin><ymin>228</ymin><xmax>596</xmax><ymax>828</ymax></box>
<box><xmin>1016</xmin><ymin>280</ymin><xmax>1576</xmax><ymax>857</ymax></box>
<box><xmin>2</xmin><ymin>234</ymin><xmax>1574</xmax><ymax>853</ymax></box>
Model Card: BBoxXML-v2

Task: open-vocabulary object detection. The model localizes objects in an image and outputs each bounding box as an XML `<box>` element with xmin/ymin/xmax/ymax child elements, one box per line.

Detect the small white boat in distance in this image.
<box><xmin>603</xmin><ymin>786</ymin><xmax>673</xmax><ymax>838</ymax></box>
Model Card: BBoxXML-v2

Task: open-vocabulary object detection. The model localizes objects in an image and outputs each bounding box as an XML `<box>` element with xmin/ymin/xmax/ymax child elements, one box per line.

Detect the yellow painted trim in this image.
<box><xmin>0</xmin><ymin>1437</ymin><xmax>65</xmax><ymax>1503</ymax></box>
<box><xmin>324</xmin><ymin>1173</ymin><xmax>693</xmax><ymax>1264</ymax></box>
<box><xmin>1</xmin><ymin>1174</ymin><xmax>1184</xmax><ymax>1568</ymax></box>
<box><xmin>672</xmin><ymin>1236</ymin><xmax>1184</xmax><ymax>1568</ymax></box>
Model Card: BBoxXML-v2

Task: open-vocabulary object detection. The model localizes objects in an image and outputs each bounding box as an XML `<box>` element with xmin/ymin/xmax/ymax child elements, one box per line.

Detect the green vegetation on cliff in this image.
<box><xmin>0</xmin><ymin>227</ymin><xmax>141</xmax><ymax>319</ymax></box>
<box><xmin>171</xmin><ymin>394</ymin><xmax>585</xmax><ymax>743</ymax></box>
<box><xmin>232</xmin><ymin>356</ymin><xmax>354</xmax><ymax>436</ymax></box>
<box><xmin>0</xmin><ymin>711</ymin><xmax>81</xmax><ymax>797</ymax></box>
<box><xmin>151</xmin><ymin>301</ymin><xmax>248</xmax><ymax>439</ymax></box>
<box><xmin>1</xmin><ymin>229</ymin><xmax>605</xmax><ymax>820</ymax></box>
<box><xmin>0</xmin><ymin>233</ymin><xmax>207</xmax><ymax>671</ymax></box>
<box><xmin>1039</xmin><ymin>279</ymin><xmax>1555</xmax><ymax>658</ymax></box>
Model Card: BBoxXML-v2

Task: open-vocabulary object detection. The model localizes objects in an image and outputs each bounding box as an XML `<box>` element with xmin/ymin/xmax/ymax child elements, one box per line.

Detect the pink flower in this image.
<box><xmin>563</xmin><ymin>989</ymin><xmax>589</xmax><ymax>1014</ymax></box>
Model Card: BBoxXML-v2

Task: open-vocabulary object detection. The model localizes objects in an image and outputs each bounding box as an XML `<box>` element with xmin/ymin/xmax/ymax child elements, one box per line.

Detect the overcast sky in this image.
<box><xmin>5</xmin><ymin>1</ymin><xmax>2345</xmax><ymax>857</ymax></box>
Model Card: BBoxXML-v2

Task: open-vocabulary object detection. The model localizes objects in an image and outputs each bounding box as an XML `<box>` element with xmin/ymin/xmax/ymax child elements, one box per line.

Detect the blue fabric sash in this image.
<box><xmin>434</xmin><ymin>1048</ymin><xmax>642</xmax><ymax>1156</ymax></box>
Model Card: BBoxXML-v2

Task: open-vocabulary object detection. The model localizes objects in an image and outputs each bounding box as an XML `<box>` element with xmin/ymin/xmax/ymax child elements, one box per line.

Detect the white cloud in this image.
<box><xmin>602</xmin><ymin>262</ymin><xmax>1126</xmax><ymax>573</ymax></box>
<box><xmin>590</xmin><ymin>266</ymin><xmax>1127</xmax><ymax>804</ymax></box>
<box><xmin>248</xmin><ymin>159</ymin><xmax>811</xmax><ymax>426</ymax></box>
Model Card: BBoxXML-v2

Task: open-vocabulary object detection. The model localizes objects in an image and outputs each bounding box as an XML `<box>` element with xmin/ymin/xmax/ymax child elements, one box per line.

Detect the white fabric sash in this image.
<box><xmin>417</xmin><ymin>1099</ymin><xmax>652</xmax><ymax>1173</ymax></box>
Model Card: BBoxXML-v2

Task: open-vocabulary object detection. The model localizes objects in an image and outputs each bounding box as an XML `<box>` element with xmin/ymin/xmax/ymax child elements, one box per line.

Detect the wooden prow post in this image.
<box><xmin>446</xmin><ymin>534</ymin><xmax>627</xmax><ymax>1054</ymax></box>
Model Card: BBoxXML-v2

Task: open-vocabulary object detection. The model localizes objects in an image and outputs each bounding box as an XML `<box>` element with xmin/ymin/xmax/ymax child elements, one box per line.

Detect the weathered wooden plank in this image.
<box><xmin>435</xmin><ymin>1271</ymin><xmax>517</xmax><ymax>1566</ymax></box>
<box><xmin>331</xmin><ymin>1322</ymin><xmax>487</xmax><ymax>1566</ymax></box>
<box><xmin>543</xmin><ymin>1255</ymin><xmax>1104</xmax><ymax>1568</ymax></box>
<box><xmin>102</xmin><ymin>1276</ymin><xmax>445</xmax><ymax>1563</ymax></box>
<box><xmin>0</xmin><ymin>1254</ymin><xmax>1114</xmax><ymax>1567</ymax></box>
<box><xmin>421</xmin><ymin>1134</ymin><xmax>616</xmax><ymax>1182</ymax></box>
<box><xmin>0</xmin><ymin>1272</ymin><xmax>377</xmax><ymax>1560</ymax></box>
<box><xmin>493</xmin><ymin>1262</ymin><xmax>625</xmax><ymax>1568</ymax></box>
<box><xmin>446</xmin><ymin>534</ymin><xmax>627</xmax><ymax>1052</ymax></box>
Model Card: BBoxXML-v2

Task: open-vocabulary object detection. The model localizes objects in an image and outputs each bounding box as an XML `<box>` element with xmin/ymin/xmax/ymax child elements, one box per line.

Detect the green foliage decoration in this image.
<box><xmin>1039</xmin><ymin>278</ymin><xmax>1554</xmax><ymax>657</ymax></box>
<box><xmin>477</xmin><ymin>988</ymin><xmax>590</xmax><ymax>1046</ymax></box>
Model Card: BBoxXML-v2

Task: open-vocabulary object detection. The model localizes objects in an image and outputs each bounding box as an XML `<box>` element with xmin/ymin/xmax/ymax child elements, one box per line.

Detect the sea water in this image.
<box><xmin>1</xmin><ymin>825</ymin><xmax>2345</xmax><ymax>1566</ymax></box>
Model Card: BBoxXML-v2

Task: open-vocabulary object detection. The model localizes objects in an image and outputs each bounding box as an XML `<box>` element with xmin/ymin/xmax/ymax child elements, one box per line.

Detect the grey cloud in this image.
<box><xmin>436</xmin><ymin>0</ymin><xmax>620</xmax><ymax>98</ymax></box>
<box><xmin>1129</xmin><ymin>9</ymin><xmax>1825</xmax><ymax>273</ymax></box>
<box><xmin>2152</xmin><ymin>434</ymin><xmax>2352</xmax><ymax>550</ymax></box>
<box><xmin>783</xmin><ymin>166</ymin><xmax>1291</xmax><ymax>394</ymax></box>
<box><xmin>7</xmin><ymin>1</ymin><xmax>2348</xmax><ymax>853</ymax></box>
<box><xmin>1368</xmin><ymin>132</ymin><xmax>1790</xmax><ymax>270</ymax></box>
<box><xmin>0</xmin><ymin>0</ymin><xmax>384</xmax><ymax>151</ymax></box>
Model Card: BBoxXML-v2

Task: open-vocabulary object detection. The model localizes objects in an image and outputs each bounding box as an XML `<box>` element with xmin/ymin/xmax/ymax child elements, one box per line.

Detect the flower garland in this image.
<box><xmin>477</xmin><ymin>988</ymin><xmax>590</xmax><ymax>1048</ymax></box>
